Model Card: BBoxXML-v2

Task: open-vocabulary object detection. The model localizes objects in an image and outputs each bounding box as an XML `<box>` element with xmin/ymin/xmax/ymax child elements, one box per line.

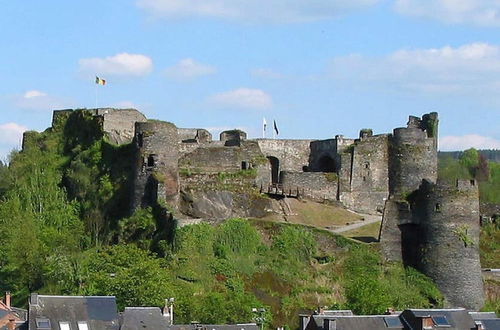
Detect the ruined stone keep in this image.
<box><xmin>42</xmin><ymin>108</ymin><xmax>483</xmax><ymax>310</ymax></box>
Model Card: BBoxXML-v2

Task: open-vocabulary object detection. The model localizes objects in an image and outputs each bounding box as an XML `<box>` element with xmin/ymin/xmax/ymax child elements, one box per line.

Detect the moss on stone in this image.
<box><xmin>324</xmin><ymin>172</ymin><xmax>338</xmax><ymax>182</ymax></box>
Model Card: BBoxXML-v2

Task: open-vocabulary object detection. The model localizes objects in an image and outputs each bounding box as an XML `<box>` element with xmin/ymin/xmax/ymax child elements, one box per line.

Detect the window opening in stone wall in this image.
<box><xmin>365</xmin><ymin>163</ymin><xmax>370</xmax><ymax>169</ymax></box>
<box><xmin>318</xmin><ymin>155</ymin><xmax>336</xmax><ymax>173</ymax></box>
<box><xmin>267</xmin><ymin>156</ymin><xmax>280</xmax><ymax>184</ymax></box>
<box><xmin>435</xmin><ymin>203</ymin><xmax>441</xmax><ymax>212</ymax></box>
<box><xmin>363</xmin><ymin>176</ymin><xmax>367</xmax><ymax>182</ymax></box>
<box><xmin>147</xmin><ymin>154</ymin><xmax>156</xmax><ymax>167</ymax></box>
<box><xmin>302</xmin><ymin>166</ymin><xmax>309</xmax><ymax>172</ymax></box>
<box><xmin>241</xmin><ymin>161</ymin><xmax>248</xmax><ymax>170</ymax></box>
<box><xmin>138</xmin><ymin>133</ymin><xmax>143</xmax><ymax>147</ymax></box>
<box><xmin>470</xmin><ymin>180</ymin><xmax>475</xmax><ymax>186</ymax></box>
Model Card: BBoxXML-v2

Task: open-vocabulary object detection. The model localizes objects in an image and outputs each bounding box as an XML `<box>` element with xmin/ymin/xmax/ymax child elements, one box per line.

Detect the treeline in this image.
<box><xmin>438</xmin><ymin>148</ymin><xmax>500</xmax><ymax>204</ymax></box>
<box><xmin>439</xmin><ymin>149</ymin><xmax>500</xmax><ymax>163</ymax></box>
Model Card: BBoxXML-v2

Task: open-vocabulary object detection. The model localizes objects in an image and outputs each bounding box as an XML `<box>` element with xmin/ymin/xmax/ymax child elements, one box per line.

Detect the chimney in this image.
<box><xmin>162</xmin><ymin>298</ymin><xmax>174</xmax><ymax>325</ymax></box>
<box><xmin>30</xmin><ymin>293</ymin><xmax>38</xmax><ymax>306</ymax></box>
<box><xmin>4</xmin><ymin>291</ymin><xmax>11</xmax><ymax>309</ymax></box>
<box><xmin>7</xmin><ymin>318</ymin><xmax>15</xmax><ymax>330</ymax></box>
<box><xmin>323</xmin><ymin>319</ymin><xmax>336</xmax><ymax>330</ymax></box>
<box><xmin>385</xmin><ymin>307</ymin><xmax>396</xmax><ymax>315</ymax></box>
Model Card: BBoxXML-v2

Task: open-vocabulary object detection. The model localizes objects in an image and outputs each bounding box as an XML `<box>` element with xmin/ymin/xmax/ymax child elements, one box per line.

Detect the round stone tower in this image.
<box><xmin>132</xmin><ymin>121</ymin><xmax>179</xmax><ymax>211</ymax></box>
<box><xmin>416</xmin><ymin>179</ymin><xmax>484</xmax><ymax>310</ymax></box>
<box><xmin>389</xmin><ymin>121</ymin><xmax>437</xmax><ymax>196</ymax></box>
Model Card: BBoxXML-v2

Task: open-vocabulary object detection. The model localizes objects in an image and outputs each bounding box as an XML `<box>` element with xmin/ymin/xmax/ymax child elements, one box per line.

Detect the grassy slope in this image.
<box><xmin>260</xmin><ymin>198</ymin><xmax>363</xmax><ymax>228</ymax></box>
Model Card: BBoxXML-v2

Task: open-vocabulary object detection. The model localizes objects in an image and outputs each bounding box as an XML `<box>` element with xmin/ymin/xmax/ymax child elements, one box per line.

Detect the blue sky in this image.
<box><xmin>1</xmin><ymin>0</ymin><xmax>500</xmax><ymax>160</ymax></box>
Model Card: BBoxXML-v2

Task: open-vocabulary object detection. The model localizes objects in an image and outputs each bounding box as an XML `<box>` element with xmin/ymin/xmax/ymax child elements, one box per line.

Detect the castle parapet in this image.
<box><xmin>220</xmin><ymin>129</ymin><xmax>247</xmax><ymax>146</ymax></box>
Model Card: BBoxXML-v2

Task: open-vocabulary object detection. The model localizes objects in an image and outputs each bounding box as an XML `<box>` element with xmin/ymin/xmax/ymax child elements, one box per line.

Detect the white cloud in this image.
<box><xmin>13</xmin><ymin>90</ymin><xmax>71</xmax><ymax>111</ymax></box>
<box><xmin>23</xmin><ymin>90</ymin><xmax>47</xmax><ymax>98</ymax></box>
<box><xmin>394</xmin><ymin>0</ymin><xmax>500</xmax><ymax>26</ymax></box>
<box><xmin>251</xmin><ymin>68</ymin><xmax>284</xmax><ymax>79</ymax></box>
<box><xmin>208</xmin><ymin>88</ymin><xmax>273</xmax><ymax>110</ymax></box>
<box><xmin>439</xmin><ymin>134</ymin><xmax>500</xmax><ymax>151</ymax></box>
<box><xmin>165</xmin><ymin>58</ymin><xmax>216</xmax><ymax>80</ymax></box>
<box><xmin>0</xmin><ymin>123</ymin><xmax>28</xmax><ymax>161</ymax></box>
<box><xmin>329</xmin><ymin>43</ymin><xmax>500</xmax><ymax>95</ymax></box>
<box><xmin>79</xmin><ymin>53</ymin><xmax>153</xmax><ymax>77</ymax></box>
<box><xmin>137</xmin><ymin>0</ymin><xmax>380</xmax><ymax>23</ymax></box>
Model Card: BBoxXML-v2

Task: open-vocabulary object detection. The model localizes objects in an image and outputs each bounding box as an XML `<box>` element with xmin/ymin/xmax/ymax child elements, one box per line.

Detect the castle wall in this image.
<box><xmin>52</xmin><ymin>108</ymin><xmax>147</xmax><ymax>145</ymax></box>
<box><xmin>379</xmin><ymin>200</ymin><xmax>413</xmax><ymax>263</ymax></box>
<box><xmin>100</xmin><ymin>109</ymin><xmax>147</xmax><ymax>144</ymax></box>
<box><xmin>132</xmin><ymin>121</ymin><xmax>179</xmax><ymax>210</ymax></box>
<box><xmin>178</xmin><ymin>128</ymin><xmax>212</xmax><ymax>143</ymax></box>
<box><xmin>280</xmin><ymin>171</ymin><xmax>338</xmax><ymax>202</ymax></box>
<box><xmin>415</xmin><ymin>179</ymin><xmax>484</xmax><ymax>310</ymax></box>
<box><xmin>256</xmin><ymin>139</ymin><xmax>313</xmax><ymax>173</ymax></box>
<box><xmin>178</xmin><ymin>140</ymin><xmax>264</xmax><ymax>173</ymax></box>
<box><xmin>339</xmin><ymin>134</ymin><xmax>390</xmax><ymax>214</ymax></box>
<box><xmin>308</xmin><ymin>139</ymin><xmax>338</xmax><ymax>172</ymax></box>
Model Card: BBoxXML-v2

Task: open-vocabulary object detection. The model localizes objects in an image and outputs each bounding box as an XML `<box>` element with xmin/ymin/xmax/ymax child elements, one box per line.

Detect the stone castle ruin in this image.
<box><xmin>42</xmin><ymin>108</ymin><xmax>483</xmax><ymax>310</ymax></box>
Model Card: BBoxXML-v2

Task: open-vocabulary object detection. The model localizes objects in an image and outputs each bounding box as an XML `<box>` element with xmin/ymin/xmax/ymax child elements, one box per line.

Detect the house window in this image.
<box><xmin>77</xmin><ymin>321</ymin><xmax>89</xmax><ymax>330</ymax></box>
<box><xmin>432</xmin><ymin>315</ymin><xmax>450</xmax><ymax>327</ymax></box>
<box><xmin>59</xmin><ymin>321</ymin><xmax>71</xmax><ymax>330</ymax></box>
<box><xmin>36</xmin><ymin>318</ymin><xmax>51</xmax><ymax>329</ymax></box>
<box><xmin>383</xmin><ymin>317</ymin><xmax>402</xmax><ymax>328</ymax></box>
<box><xmin>241</xmin><ymin>161</ymin><xmax>249</xmax><ymax>170</ymax></box>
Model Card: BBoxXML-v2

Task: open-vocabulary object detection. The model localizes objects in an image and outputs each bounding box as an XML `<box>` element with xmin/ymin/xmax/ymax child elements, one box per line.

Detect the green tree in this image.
<box><xmin>81</xmin><ymin>244</ymin><xmax>173</xmax><ymax>310</ymax></box>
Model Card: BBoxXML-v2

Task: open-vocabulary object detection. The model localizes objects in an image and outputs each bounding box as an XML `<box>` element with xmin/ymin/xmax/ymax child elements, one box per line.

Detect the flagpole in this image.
<box><xmin>95</xmin><ymin>76</ymin><xmax>98</xmax><ymax>109</ymax></box>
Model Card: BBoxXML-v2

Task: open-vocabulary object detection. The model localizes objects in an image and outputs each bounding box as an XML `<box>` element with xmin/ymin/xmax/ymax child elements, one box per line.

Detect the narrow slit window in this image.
<box><xmin>435</xmin><ymin>203</ymin><xmax>441</xmax><ymax>212</ymax></box>
<box><xmin>147</xmin><ymin>155</ymin><xmax>155</xmax><ymax>167</ymax></box>
<box><xmin>138</xmin><ymin>133</ymin><xmax>144</xmax><ymax>147</ymax></box>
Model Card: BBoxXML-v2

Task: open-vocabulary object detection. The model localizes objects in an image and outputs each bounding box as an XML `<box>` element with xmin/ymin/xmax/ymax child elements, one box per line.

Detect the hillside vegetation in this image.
<box><xmin>0</xmin><ymin>111</ymin><xmax>448</xmax><ymax>328</ymax></box>
<box><xmin>438</xmin><ymin>148</ymin><xmax>500</xmax><ymax>204</ymax></box>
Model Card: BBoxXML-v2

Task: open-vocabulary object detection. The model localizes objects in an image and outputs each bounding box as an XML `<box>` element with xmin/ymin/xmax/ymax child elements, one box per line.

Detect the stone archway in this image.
<box><xmin>267</xmin><ymin>156</ymin><xmax>280</xmax><ymax>183</ymax></box>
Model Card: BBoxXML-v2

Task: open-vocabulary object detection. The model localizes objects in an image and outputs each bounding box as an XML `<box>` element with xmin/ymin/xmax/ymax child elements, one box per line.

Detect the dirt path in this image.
<box><xmin>331</xmin><ymin>211</ymin><xmax>382</xmax><ymax>233</ymax></box>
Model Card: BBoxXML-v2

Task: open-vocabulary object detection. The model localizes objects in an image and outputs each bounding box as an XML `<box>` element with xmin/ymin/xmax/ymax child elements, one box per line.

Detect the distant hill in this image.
<box><xmin>439</xmin><ymin>149</ymin><xmax>500</xmax><ymax>162</ymax></box>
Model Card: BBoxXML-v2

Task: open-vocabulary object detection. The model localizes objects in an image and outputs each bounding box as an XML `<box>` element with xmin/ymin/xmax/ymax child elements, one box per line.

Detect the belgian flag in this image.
<box><xmin>95</xmin><ymin>76</ymin><xmax>106</xmax><ymax>85</ymax></box>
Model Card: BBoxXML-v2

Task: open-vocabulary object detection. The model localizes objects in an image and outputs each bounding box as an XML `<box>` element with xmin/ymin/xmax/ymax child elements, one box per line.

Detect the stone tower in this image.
<box><xmin>132</xmin><ymin>121</ymin><xmax>179</xmax><ymax>211</ymax></box>
<box><xmin>389</xmin><ymin>113</ymin><xmax>438</xmax><ymax>195</ymax></box>
<box><xmin>381</xmin><ymin>113</ymin><xmax>439</xmax><ymax>262</ymax></box>
<box><xmin>415</xmin><ymin>179</ymin><xmax>484</xmax><ymax>310</ymax></box>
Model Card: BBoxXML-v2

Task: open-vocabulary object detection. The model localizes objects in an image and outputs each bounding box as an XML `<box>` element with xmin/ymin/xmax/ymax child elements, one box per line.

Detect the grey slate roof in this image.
<box><xmin>303</xmin><ymin>308</ymin><xmax>500</xmax><ymax>330</ymax></box>
<box><xmin>400</xmin><ymin>309</ymin><xmax>477</xmax><ymax>330</ymax></box>
<box><xmin>28</xmin><ymin>294</ymin><xmax>119</xmax><ymax>330</ymax></box>
<box><xmin>120</xmin><ymin>307</ymin><xmax>170</xmax><ymax>329</ymax></box>
<box><xmin>169</xmin><ymin>324</ymin><xmax>259</xmax><ymax>330</ymax></box>
<box><xmin>309</xmin><ymin>314</ymin><xmax>402</xmax><ymax>330</ymax></box>
<box><xmin>477</xmin><ymin>319</ymin><xmax>500</xmax><ymax>330</ymax></box>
